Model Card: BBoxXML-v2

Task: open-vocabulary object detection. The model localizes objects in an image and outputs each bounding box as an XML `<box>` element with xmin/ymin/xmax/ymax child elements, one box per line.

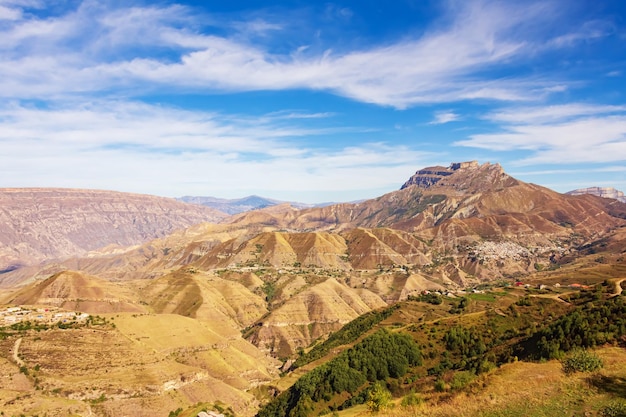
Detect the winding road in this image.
<box><xmin>12</xmin><ymin>337</ymin><xmax>24</xmax><ymax>367</ymax></box>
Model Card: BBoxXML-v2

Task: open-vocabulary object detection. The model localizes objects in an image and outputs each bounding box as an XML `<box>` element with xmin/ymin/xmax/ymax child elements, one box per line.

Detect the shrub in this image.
<box><xmin>367</xmin><ymin>382</ymin><xmax>392</xmax><ymax>412</ymax></box>
<box><xmin>400</xmin><ymin>392</ymin><xmax>423</xmax><ymax>407</ymax></box>
<box><xmin>450</xmin><ymin>371</ymin><xmax>475</xmax><ymax>391</ymax></box>
<box><xmin>561</xmin><ymin>348</ymin><xmax>603</xmax><ymax>374</ymax></box>
<box><xmin>601</xmin><ymin>401</ymin><xmax>626</xmax><ymax>417</ymax></box>
<box><xmin>434</xmin><ymin>379</ymin><xmax>447</xmax><ymax>392</ymax></box>
<box><xmin>168</xmin><ymin>408</ymin><xmax>183</xmax><ymax>417</ymax></box>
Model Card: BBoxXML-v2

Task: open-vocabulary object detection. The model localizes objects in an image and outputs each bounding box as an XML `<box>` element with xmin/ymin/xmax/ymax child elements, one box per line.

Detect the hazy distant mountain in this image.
<box><xmin>0</xmin><ymin>188</ymin><xmax>227</xmax><ymax>272</ymax></box>
<box><xmin>177</xmin><ymin>194</ymin><xmax>315</xmax><ymax>214</ymax></box>
<box><xmin>566</xmin><ymin>186</ymin><xmax>626</xmax><ymax>203</ymax></box>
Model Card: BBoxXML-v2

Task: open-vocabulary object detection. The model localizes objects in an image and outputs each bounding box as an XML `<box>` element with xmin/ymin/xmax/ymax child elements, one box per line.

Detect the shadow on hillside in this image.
<box><xmin>588</xmin><ymin>374</ymin><xmax>626</xmax><ymax>398</ymax></box>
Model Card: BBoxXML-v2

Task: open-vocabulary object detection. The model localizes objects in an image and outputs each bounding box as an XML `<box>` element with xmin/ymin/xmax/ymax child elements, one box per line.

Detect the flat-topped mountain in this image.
<box><xmin>0</xmin><ymin>188</ymin><xmax>227</xmax><ymax>272</ymax></box>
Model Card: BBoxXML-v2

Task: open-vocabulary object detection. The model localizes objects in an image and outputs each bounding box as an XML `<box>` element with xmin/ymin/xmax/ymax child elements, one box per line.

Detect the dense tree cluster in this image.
<box><xmin>520</xmin><ymin>296</ymin><xmax>626</xmax><ymax>360</ymax></box>
<box><xmin>291</xmin><ymin>305</ymin><xmax>399</xmax><ymax>370</ymax></box>
<box><xmin>258</xmin><ymin>329</ymin><xmax>421</xmax><ymax>417</ymax></box>
<box><xmin>428</xmin><ymin>325</ymin><xmax>492</xmax><ymax>376</ymax></box>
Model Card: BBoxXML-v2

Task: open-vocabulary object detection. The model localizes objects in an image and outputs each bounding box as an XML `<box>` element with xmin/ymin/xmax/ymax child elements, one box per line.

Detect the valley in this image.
<box><xmin>0</xmin><ymin>162</ymin><xmax>625</xmax><ymax>417</ymax></box>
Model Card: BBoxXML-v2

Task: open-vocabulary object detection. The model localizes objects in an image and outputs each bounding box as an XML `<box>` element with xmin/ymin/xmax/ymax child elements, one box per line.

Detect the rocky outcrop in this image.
<box><xmin>566</xmin><ymin>187</ymin><xmax>626</xmax><ymax>203</ymax></box>
<box><xmin>0</xmin><ymin>188</ymin><xmax>227</xmax><ymax>272</ymax></box>
<box><xmin>400</xmin><ymin>161</ymin><xmax>480</xmax><ymax>189</ymax></box>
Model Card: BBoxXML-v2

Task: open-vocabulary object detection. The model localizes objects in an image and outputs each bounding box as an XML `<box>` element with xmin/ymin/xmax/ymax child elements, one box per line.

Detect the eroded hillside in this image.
<box><xmin>0</xmin><ymin>188</ymin><xmax>227</xmax><ymax>273</ymax></box>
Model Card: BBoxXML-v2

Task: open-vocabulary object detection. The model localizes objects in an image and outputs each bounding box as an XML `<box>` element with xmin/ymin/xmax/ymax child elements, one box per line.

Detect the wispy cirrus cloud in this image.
<box><xmin>0</xmin><ymin>0</ymin><xmax>609</xmax><ymax>107</ymax></box>
<box><xmin>455</xmin><ymin>103</ymin><xmax>626</xmax><ymax>165</ymax></box>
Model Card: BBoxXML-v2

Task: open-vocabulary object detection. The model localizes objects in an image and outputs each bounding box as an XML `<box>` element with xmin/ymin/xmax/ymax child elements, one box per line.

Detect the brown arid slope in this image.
<box><xmin>0</xmin><ymin>269</ymin><xmax>281</xmax><ymax>416</ymax></box>
<box><xmin>142</xmin><ymin>269</ymin><xmax>269</xmax><ymax>331</ymax></box>
<box><xmin>2</xmin><ymin>270</ymin><xmax>145</xmax><ymax>313</ymax></box>
<box><xmin>248</xmin><ymin>277</ymin><xmax>386</xmax><ymax>357</ymax></box>
<box><xmin>0</xmin><ymin>188</ymin><xmax>227</xmax><ymax>272</ymax></box>
<box><xmin>0</xmin><ymin>312</ymin><xmax>279</xmax><ymax>417</ymax></box>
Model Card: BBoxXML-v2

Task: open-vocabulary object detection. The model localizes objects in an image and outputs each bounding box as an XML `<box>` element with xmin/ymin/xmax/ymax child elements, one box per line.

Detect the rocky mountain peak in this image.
<box><xmin>400</xmin><ymin>161</ymin><xmax>507</xmax><ymax>192</ymax></box>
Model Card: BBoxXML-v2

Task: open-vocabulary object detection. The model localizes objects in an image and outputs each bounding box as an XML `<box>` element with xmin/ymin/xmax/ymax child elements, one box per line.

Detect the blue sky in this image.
<box><xmin>1</xmin><ymin>0</ymin><xmax>625</xmax><ymax>203</ymax></box>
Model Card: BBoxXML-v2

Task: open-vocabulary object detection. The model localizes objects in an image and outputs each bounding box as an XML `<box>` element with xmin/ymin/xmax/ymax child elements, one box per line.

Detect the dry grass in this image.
<box><xmin>0</xmin><ymin>311</ymin><xmax>279</xmax><ymax>417</ymax></box>
<box><xmin>340</xmin><ymin>346</ymin><xmax>626</xmax><ymax>417</ymax></box>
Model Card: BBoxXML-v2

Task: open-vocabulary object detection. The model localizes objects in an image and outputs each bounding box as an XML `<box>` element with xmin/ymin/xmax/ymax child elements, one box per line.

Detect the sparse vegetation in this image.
<box><xmin>400</xmin><ymin>391</ymin><xmax>422</xmax><ymax>408</ymax></box>
<box><xmin>261</xmin><ymin>280</ymin><xmax>276</xmax><ymax>302</ymax></box>
<box><xmin>409</xmin><ymin>292</ymin><xmax>443</xmax><ymax>305</ymax></box>
<box><xmin>561</xmin><ymin>348</ymin><xmax>603</xmax><ymax>374</ymax></box>
<box><xmin>168</xmin><ymin>408</ymin><xmax>183</xmax><ymax>417</ymax></box>
<box><xmin>601</xmin><ymin>401</ymin><xmax>626</xmax><ymax>417</ymax></box>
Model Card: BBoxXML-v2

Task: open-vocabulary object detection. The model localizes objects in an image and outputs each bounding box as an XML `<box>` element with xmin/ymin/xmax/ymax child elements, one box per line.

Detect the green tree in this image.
<box><xmin>367</xmin><ymin>382</ymin><xmax>392</xmax><ymax>413</ymax></box>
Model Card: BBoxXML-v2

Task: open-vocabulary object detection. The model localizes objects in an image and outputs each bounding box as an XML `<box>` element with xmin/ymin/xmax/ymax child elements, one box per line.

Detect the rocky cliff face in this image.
<box><xmin>400</xmin><ymin>161</ymin><xmax>481</xmax><ymax>189</ymax></box>
<box><xmin>0</xmin><ymin>188</ymin><xmax>227</xmax><ymax>271</ymax></box>
<box><xmin>566</xmin><ymin>187</ymin><xmax>626</xmax><ymax>203</ymax></box>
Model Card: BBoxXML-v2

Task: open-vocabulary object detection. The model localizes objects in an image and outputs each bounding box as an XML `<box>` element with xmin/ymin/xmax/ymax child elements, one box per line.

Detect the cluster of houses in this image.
<box><xmin>0</xmin><ymin>306</ymin><xmax>90</xmax><ymax>326</ymax></box>
<box><xmin>197</xmin><ymin>411</ymin><xmax>225</xmax><ymax>417</ymax></box>
<box><xmin>513</xmin><ymin>281</ymin><xmax>592</xmax><ymax>290</ymax></box>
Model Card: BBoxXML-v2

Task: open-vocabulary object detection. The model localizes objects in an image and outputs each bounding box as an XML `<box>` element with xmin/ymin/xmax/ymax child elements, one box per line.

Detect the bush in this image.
<box><xmin>401</xmin><ymin>392</ymin><xmax>423</xmax><ymax>407</ymax></box>
<box><xmin>561</xmin><ymin>348</ymin><xmax>603</xmax><ymax>374</ymax></box>
<box><xmin>367</xmin><ymin>382</ymin><xmax>392</xmax><ymax>412</ymax></box>
<box><xmin>434</xmin><ymin>379</ymin><xmax>447</xmax><ymax>392</ymax></box>
<box><xmin>168</xmin><ymin>408</ymin><xmax>183</xmax><ymax>417</ymax></box>
<box><xmin>601</xmin><ymin>401</ymin><xmax>626</xmax><ymax>417</ymax></box>
<box><xmin>450</xmin><ymin>371</ymin><xmax>475</xmax><ymax>391</ymax></box>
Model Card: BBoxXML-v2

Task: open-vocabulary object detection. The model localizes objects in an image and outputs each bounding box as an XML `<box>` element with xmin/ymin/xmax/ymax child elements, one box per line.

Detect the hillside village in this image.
<box><xmin>0</xmin><ymin>305</ymin><xmax>90</xmax><ymax>326</ymax></box>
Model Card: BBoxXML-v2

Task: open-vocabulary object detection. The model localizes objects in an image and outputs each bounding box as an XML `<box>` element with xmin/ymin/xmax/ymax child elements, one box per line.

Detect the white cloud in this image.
<box><xmin>0</xmin><ymin>100</ymin><xmax>433</xmax><ymax>201</ymax></box>
<box><xmin>0</xmin><ymin>5</ymin><xmax>21</xmax><ymax>20</ymax></box>
<box><xmin>486</xmin><ymin>103</ymin><xmax>626</xmax><ymax>124</ymax></box>
<box><xmin>0</xmin><ymin>0</ymin><xmax>602</xmax><ymax>107</ymax></box>
<box><xmin>456</xmin><ymin>104</ymin><xmax>626</xmax><ymax>164</ymax></box>
<box><xmin>429</xmin><ymin>110</ymin><xmax>460</xmax><ymax>125</ymax></box>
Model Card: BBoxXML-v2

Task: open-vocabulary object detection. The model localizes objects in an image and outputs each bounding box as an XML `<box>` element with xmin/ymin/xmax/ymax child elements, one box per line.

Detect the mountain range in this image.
<box><xmin>176</xmin><ymin>195</ymin><xmax>319</xmax><ymax>215</ymax></box>
<box><xmin>0</xmin><ymin>161</ymin><xmax>625</xmax><ymax>417</ymax></box>
<box><xmin>0</xmin><ymin>188</ymin><xmax>227</xmax><ymax>273</ymax></box>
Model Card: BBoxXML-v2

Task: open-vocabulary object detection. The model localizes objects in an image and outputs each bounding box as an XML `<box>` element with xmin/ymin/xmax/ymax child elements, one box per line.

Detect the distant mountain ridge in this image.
<box><xmin>0</xmin><ymin>188</ymin><xmax>227</xmax><ymax>272</ymax></box>
<box><xmin>566</xmin><ymin>186</ymin><xmax>626</xmax><ymax>203</ymax></box>
<box><xmin>177</xmin><ymin>195</ymin><xmax>316</xmax><ymax>214</ymax></box>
